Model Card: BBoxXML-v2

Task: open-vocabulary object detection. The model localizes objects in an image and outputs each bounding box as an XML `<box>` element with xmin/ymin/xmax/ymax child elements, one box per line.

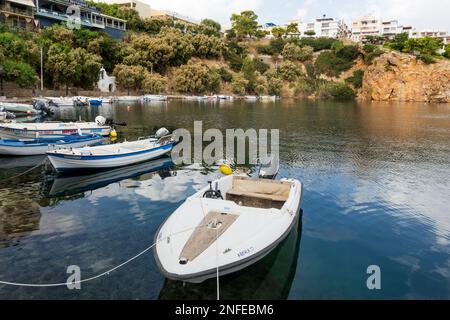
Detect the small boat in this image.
<box><xmin>73</xmin><ymin>97</ymin><xmax>90</xmax><ymax>107</ymax></box>
<box><xmin>89</xmin><ymin>98</ymin><xmax>103</xmax><ymax>106</ymax></box>
<box><xmin>45</xmin><ymin>97</ymin><xmax>74</xmax><ymax>107</ymax></box>
<box><xmin>111</xmin><ymin>96</ymin><xmax>141</xmax><ymax>103</ymax></box>
<box><xmin>217</xmin><ymin>95</ymin><xmax>234</xmax><ymax>100</ymax></box>
<box><xmin>244</xmin><ymin>95</ymin><xmax>259</xmax><ymax>101</ymax></box>
<box><xmin>260</xmin><ymin>95</ymin><xmax>277</xmax><ymax>102</ymax></box>
<box><xmin>0</xmin><ymin>102</ymin><xmax>40</xmax><ymax>115</ymax></box>
<box><xmin>0</xmin><ymin>134</ymin><xmax>102</xmax><ymax>156</ymax></box>
<box><xmin>0</xmin><ymin>116</ymin><xmax>112</xmax><ymax>139</ymax></box>
<box><xmin>141</xmin><ymin>95</ymin><xmax>168</xmax><ymax>102</ymax></box>
<box><xmin>153</xmin><ymin>175</ymin><xmax>303</xmax><ymax>283</ymax></box>
<box><xmin>183</xmin><ymin>96</ymin><xmax>208</xmax><ymax>101</ymax></box>
<box><xmin>46</xmin><ymin>128</ymin><xmax>174</xmax><ymax>172</ymax></box>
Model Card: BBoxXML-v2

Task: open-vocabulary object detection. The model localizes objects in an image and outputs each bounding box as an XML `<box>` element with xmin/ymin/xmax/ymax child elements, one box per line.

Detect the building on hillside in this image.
<box><xmin>97</xmin><ymin>67</ymin><xmax>116</xmax><ymax>92</ymax></box>
<box><xmin>107</xmin><ymin>0</ymin><xmax>150</xmax><ymax>19</ymax></box>
<box><xmin>34</xmin><ymin>0</ymin><xmax>126</xmax><ymax>39</ymax></box>
<box><xmin>0</xmin><ymin>0</ymin><xmax>36</xmax><ymax>31</ymax></box>
<box><xmin>149</xmin><ymin>8</ymin><xmax>199</xmax><ymax>26</ymax></box>
<box><xmin>260</xmin><ymin>22</ymin><xmax>279</xmax><ymax>38</ymax></box>
<box><xmin>351</xmin><ymin>16</ymin><xmax>404</xmax><ymax>41</ymax></box>
<box><xmin>299</xmin><ymin>16</ymin><xmax>345</xmax><ymax>38</ymax></box>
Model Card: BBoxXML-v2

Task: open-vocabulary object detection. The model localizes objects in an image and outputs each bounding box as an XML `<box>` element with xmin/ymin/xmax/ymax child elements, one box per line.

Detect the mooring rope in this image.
<box><xmin>216</xmin><ymin>225</ymin><xmax>220</xmax><ymax>301</ymax></box>
<box><xmin>0</xmin><ymin>225</ymin><xmax>205</xmax><ymax>288</ymax></box>
<box><xmin>1</xmin><ymin>158</ymin><xmax>48</xmax><ymax>183</ymax></box>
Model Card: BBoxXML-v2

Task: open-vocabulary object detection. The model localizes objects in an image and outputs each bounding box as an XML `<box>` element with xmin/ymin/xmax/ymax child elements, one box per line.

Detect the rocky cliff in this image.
<box><xmin>362</xmin><ymin>51</ymin><xmax>450</xmax><ymax>103</ymax></box>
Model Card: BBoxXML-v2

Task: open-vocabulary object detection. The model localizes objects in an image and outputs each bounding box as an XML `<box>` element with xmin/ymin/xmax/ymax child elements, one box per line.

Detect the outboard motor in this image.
<box><xmin>203</xmin><ymin>181</ymin><xmax>223</xmax><ymax>199</ymax></box>
<box><xmin>155</xmin><ymin>127</ymin><xmax>170</xmax><ymax>138</ymax></box>
<box><xmin>33</xmin><ymin>100</ymin><xmax>54</xmax><ymax>116</ymax></box>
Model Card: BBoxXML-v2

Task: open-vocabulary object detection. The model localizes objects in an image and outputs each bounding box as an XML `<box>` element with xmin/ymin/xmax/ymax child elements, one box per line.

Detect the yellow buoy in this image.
<box><xmin>110</xmin><ymin>129</ymin><xmax>117</xmax><ymax>138</ymax></box>
<box><xmin>219</xmin><ymin>163</ymin><xmax>233</xmax><ymax>176</ymax></box>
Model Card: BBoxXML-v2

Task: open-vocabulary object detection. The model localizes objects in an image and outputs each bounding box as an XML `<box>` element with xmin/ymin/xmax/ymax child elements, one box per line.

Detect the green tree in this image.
<box><xmin>173</xmin><ymin>61</ymin><xmax>220</xmax><ymax>94</ymax></box>
<box><xmin>192</xmin><ymin>34</ymin><xmax>225</xmax><ymax>58</ymax></box>
<box><xmin>271</xmin><ymin>27</ymin><xmax>287</xmax><ymax>39</ymax></box>
<box><xmin>386</xmin><ymin>32</ymin><xmax>409</xmax><ymax>51</ymax></box>
<box><xmin>304</xmin><ymin>30</ymin><xmax>316</xmax><ymax>37</ymax></box>
<box><xmin>113</xmin><ymin>64</ymin><xmax>146</xmax><ymax>95</ymax></box>
<box><xmin>267</xmin><ymin>77</ymin><xmax>283</xmax><ymax>96</ymax></box>
<box><xmin>142</xmin><ymin>73</ymin><xmax>167</xmax><ymax>94</ymax></box>
<box><xmin>230</xmin><ymin>73</ymin><xmax>249</xmax><ymax>95</ymax></box>
<box><xmin>345</xmin><ymin>69</ymin><xmax>364</xmax><ymax>89</ymax></box>
<box><xmin>444</xmin><ymin>44</ymin><xmax>450</xmax><ymax>59</ymax></box>
<box><xmin>279</xmin><ymin>61</ymin><xmax>302</xmax><ymax>81</ymax></box>
<box><xmin>199</xmin><ymin>19</ymin><xmax>222</xmax><ymax>37</ymax></box>
<box><xmin>286</xmin><ymin>22</ymin><xmax>299</xmax><ymax>35</ymax></box>
<box><xmin>1</xmin><ymin>59</ymin><xmax>37</xmax><ymax>88</ymax></box>
<box><xmin>230</xmin><ymin>11</ymin><xmax>259</xmax><ymax>38</ymax></box>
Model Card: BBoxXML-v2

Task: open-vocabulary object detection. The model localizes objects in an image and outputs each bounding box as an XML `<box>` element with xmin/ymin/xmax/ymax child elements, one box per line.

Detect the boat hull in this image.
<box><xmin>0</xmin><ymin>137</ymin><xmax>102</xmax><ymax>156</ymax></box>
<box><xmin>0</xmin><ymin>124</ymin><xmax>111</xmax><ymax>139</ymax></box>
<box><xmin>154</xmin><ymin>176</ymin><xmax>303</xmax><ymax>283</ymax></box>
<box><xmin>47</xmin><ymin>143</ymin><xmax>173</xmax><ymax>172</ymax></box>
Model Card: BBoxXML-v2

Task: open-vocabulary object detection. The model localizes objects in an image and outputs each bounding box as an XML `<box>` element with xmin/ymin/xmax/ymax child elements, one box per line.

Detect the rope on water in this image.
<box><xmin>0</xmin><ymin>225</ymin><xmax>203</xmax><ymax>288</ymax></box>
<box><xmin>1</xmin><ymin>158</ymin><xmax>48</xmax><ymax>183</ymax></box>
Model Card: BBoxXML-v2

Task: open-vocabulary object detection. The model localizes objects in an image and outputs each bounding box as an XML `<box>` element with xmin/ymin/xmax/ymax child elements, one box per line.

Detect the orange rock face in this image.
<box><xmin>362</xmin><ymin>51</ymin><xmax>450</xmax><ymax>103</ymax></box>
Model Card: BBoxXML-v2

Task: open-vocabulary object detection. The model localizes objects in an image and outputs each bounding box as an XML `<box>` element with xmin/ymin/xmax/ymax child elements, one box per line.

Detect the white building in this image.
<box><xmin>351</xmin><ymin>16</ymin><xmax>405</xmax><ymax>41</ymax></box>
<box><xmin>299</xmin><ymin>16</ymin><xmax>345</xmax><ymax>38</ymax></box>
<box><xmin>98</xmin><ymin>68</ymin><xmax>116</xmax><ymax>93</ymax></box>
<box><xmin>107</xmin><ymin>0</ymin><xmax>152</xmax><ymax>19</ymax></box>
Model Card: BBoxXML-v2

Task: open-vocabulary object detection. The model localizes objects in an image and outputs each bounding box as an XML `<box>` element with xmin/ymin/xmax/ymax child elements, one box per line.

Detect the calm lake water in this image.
<box><xmin>0</xmin><ymin>99</ymin><xmax>449</xmax><ymax>300</ymax></box>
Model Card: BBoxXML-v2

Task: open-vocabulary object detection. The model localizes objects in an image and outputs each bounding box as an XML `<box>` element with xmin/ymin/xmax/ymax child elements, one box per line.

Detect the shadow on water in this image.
<box><xmin>158</xmin><ymin>211</ymin><xmax>303</xmax><ymax>300</ymax></box>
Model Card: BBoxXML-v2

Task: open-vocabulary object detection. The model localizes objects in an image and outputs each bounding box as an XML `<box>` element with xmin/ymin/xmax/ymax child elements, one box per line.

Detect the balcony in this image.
<box><xmin>0</xmin><ymin>4</ymin><xmax>34</xmax><ymax>17</ymax></box>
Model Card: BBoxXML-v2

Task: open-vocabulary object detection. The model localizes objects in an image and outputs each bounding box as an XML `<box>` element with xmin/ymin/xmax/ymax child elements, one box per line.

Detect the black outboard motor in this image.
<box><xmin>33</xmin><ymin>100</ymin><xmax>54</xmax><ymax>116</ymax></box>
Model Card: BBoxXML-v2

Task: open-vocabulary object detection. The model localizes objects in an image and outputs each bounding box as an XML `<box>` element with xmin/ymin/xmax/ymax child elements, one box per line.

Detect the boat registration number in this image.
<box><xmin>237</xmin><ymin>247</ymin><xmax>254</xmax><ymax>258</ymax></box>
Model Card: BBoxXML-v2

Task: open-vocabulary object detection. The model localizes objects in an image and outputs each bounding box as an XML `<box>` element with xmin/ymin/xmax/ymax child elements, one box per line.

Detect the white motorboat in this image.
<box><xmin>46</xmin><ymin>97</ymin><xmax>75</xmax><ymax>107</ymax></box>
<box><xmin>183</xmin><ymin>96</ymin><xmax>209</xmax><ymax>101</ymax></box>
<box><xmin>153</xmin><ymin>175</ymin><xmax>303</xmax><ymax>283</ymax></box>
<box><xmin>110</xmin><ymin>96</ymin><xmax>141</xmax><ymax>103</ymax></box>
<box><xmin>0</xmin><ymin>116</ymin><xmax>112</xmax><ymax>139</ymax></box>
<box><xmin>244</xmin><ymin>96</ymin><xmax>259</xmax><ymax>101</ymax></box>
<box><xmin>46</xmin><ymin>128</ymin><xmax>174</xmax><ymax>172</ymax></box>
<box><xmin>260</xmin><ymin>95</ymin><xmax>277</xmax><ymax>102</ymax></box>
<box><xmin>0</xmin><ymin>134</ymin><xmax>102</xmax><ymax>156</ymax></box>
<box><xmin>141</xmin><ymin>95</ymin><xmax>168</xmax><ymax>102</ymax></box>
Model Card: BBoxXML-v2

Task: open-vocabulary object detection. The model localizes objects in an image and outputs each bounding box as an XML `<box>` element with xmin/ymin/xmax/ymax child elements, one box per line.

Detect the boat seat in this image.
<box><xmin>226</xmin><ymin>176</ymin><xmax>292</xmax><ymax>209</ymax></box>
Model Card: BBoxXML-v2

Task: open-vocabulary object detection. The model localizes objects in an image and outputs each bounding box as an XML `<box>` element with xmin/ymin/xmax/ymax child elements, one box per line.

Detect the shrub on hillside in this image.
<box><xmin>231</xmin><ymin>73</ymin><xmax>249</xmax><ymax>95</ymax></box>
<box><xmin>314</xmin><ymin>51</ymin><xmax>355</xmax><ymax>77</ymax></box>
<box><xmin>253</xmin><ymin>57</ymin><xmax>270</xmax><ymax>74</ymax></box>
<box><xmin>345</xmin><ymin>70</ymin><xmax>364</xmax><ymax>89</ymax></box>
<box><xmin>142</xmin><ymin>73</ymin><xmax>167</xmax><ymax>93</ymax></box>
<box><xmin>192</xmin><ymin>34</ymin><xmax>225</xmax><ymax>58</ymax></box>
<box><xmin>279</xmin><ymin>61</ymin><xmax>302</xmax><ymax>81</ymax></box>
<box><xmin>282</xmin><ymin>43</ymin><xmax>313</xmax><ymax>61</ymax></box>
<box><xmin>267</xmin><ymin>77</ymin><xmax>283</xmax><ymax>96</ymax></box>
<box><xmin>216</xmin><ymin>67</ymin><xmax>233</xmax><ymax>82</ymax></box>
<box><xmin>299</xmin><ymin>37</ymin><xmax>337</xmax><ymax>51</ymax></box>
<box><xmin>317</xmin><ymin>81</ymin><xmax>356</xmax><ymax>100</ymax></box>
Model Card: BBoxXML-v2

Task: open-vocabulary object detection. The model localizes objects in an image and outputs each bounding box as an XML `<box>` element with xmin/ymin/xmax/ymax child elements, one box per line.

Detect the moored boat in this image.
<box><xmin>89</xmin><ymin>98</ymin><xmax>103</xmax><ymax>106</ymax></box>
<box><xmin>0</xmin><ymin>102</ymin><xmax>40</xmax><ymax>115</ymax></box>
<box><xmin>45</xmin><ymin>97</ymin><xmax>74</xmax><ymax>107</ymax></box>
<box><xmin>0</xmin><ymin>134</ymin><xmax>102</xmax><ymax>156</ymax></box>
<box><xmin>0</xmin><ymin>116</ymin><xmax>112</xmax><ymax>139</ymax></box>
<box><xmin>153</xmin><ymin>175</ymin><xmax>303</xmax><ymax>283</ymax></box>
<box><xmin>46</xmin><ymin>128</ymin><xmax>174</xmax><ymax>172</ymax></box>
<box><xmin>141</xmin><ymin>95</ymin><xmax>168</xmax><ymax>102</ymax></box>
<box><xmin>244</xmin><ymin>95</ymin><xmax>259</xmax><ymax>101</ymax></box>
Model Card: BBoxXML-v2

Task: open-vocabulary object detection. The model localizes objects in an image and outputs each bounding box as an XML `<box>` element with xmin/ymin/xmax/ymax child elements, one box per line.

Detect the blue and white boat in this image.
<box><xmin>0</xmin><ymin>134</ymin><xmax>102</xmax><ymax>156</ymax></box>
<box><xmin>0</xmin><ymin>116</ymin><xmax>112</xmax><ymax>139</ymax></box>
<box><xmin>46</xmin><ymin>128</ymin><xmax>174</xmax><ymax>172</ymax></box>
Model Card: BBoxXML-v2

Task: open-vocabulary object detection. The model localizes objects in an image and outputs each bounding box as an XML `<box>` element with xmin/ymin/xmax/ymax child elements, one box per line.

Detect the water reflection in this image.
<box><xmin>43</xmin><ymin>157</ymin><xmax>175</xmax><ymax>198</ymax></box>
<box><xmin>159</xmin><ymin>216</ymin><xmax>303</xmax><ymax>300</ymax></box>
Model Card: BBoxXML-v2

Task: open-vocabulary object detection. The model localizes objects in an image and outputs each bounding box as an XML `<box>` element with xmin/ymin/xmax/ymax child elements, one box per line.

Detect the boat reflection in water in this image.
<box><xmin>158</xmin><ymin>212</ymin><xmax>303</xmax><ymax>300</ymax></box>
<box><xmin>45</xmin><ymin>157</ymin><xmax>175</xmax><ymax>197</ymax></box>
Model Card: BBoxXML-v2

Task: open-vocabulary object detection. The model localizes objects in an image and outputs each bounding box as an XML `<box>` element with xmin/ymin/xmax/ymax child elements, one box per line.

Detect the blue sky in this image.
<box><xmin>120</xmin><ymin>0</ymin><xmax>450</xmax><ymax>31</ymax></box>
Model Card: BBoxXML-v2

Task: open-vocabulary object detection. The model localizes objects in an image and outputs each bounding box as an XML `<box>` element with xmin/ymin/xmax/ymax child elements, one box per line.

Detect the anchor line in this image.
<box><xmin>0</xmin><ymin>225</ymin><xmax>205</xmax><ymax>288</ymax></box>
<box><xmin>1</xmin><ymin>158</ymin><xmax>48</xmax><ymax>183</ymax></box>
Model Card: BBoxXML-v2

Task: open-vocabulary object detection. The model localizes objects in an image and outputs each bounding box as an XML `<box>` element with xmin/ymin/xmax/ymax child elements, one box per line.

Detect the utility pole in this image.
<box><xmin>40</xmin><ymin>46</ymin><xmax>44</xmax><ymax>91</ymax></box>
